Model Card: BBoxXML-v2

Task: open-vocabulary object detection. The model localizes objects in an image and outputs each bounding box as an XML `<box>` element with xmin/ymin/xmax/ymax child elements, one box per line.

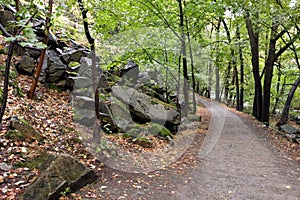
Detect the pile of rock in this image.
<box><xmin>0</xmin><ymin>6</ymin><xmax>89</xmax><ymax>89</ymax></box>
<box><xmin>279</xmin><ymin>124</ymin><xmax>300</xmax><ymax>143</ymax></box>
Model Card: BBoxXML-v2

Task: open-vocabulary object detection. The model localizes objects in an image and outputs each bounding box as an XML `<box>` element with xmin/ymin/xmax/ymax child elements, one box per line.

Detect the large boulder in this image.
<box><xmin>119</xmin><ymin>60</ymin><xmax>139</xmax><ymax>84</ymax></box>
<box><xmin>111</xmin><ymin>86</ymin><xmax>180</xmax><ymax>131</ymax></box>
<box><xmin>16</xmin><ymin>54</ymin><xmax>36</xmax><ymax>74</ymax></box>
<box><xmin>45</xmin><ymin>50</ymin><xmax>68</xmax><ymax>83</ymax></box>
<box><xmin>19</xmin><ymin>154</ymin><xmax>96</xmax><ymax>200</ymax></box>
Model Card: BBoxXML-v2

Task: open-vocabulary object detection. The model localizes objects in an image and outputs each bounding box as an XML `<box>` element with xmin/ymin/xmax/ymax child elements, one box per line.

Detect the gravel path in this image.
<box><xmin>177</xmin><ymin>98</ymin><xmax>300</xmax><ymax>200</ymax></box>
<box><xmin>91</xmin><ymin>97</ymin><xmax>300</xmax><ymax>199</ymax></box>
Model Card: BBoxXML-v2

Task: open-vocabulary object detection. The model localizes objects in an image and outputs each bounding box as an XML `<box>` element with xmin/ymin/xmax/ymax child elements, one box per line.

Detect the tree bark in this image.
<box><xmin>29</xmin><ymin>0</ymin><xmax>53</xmax><ymax>99</ymax></box>
<box><xmin>245</xmin><ymin>13</ymin><xmax>263</xmax><ymax>120</ymax></box>
<box><xmin>237</xmin><ymin>25</ymin><xmax>244</xmax><ymax>111</ymax></box>
<box><xmin>178</xmin><ymin>0</ymin><xmax>189</xmax><ymax>117</ymax></box>
<box><xmin>277</xmin><ymin>75</ymin><xmax>300</xmax><ymax>126</ymax></box>
<box><xmin>0</xmin><ymin>43</ymin><xmax>15</xmax><ymax>125</ymax></box>
<box><xmin>77</xmin><ymin>0</ymin><xmax>100</xmax><ymax>142</ymax></box>
<box><xmin>185</xmin><ymin>11</ymin><xmax>196</xmax><ymax>114</ymax></box>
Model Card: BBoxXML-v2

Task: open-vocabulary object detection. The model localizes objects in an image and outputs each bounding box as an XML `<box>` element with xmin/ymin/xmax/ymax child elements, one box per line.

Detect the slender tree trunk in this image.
<box><xmin>245</xmin><ymin>13</ymin><xmax>263</xmax><ymax>120</ymax></box>
<box><xmin>215</xmin><ymin>66</ymin><xmax>220</xmax><ymax>102</ymax></box>
<box><xmin>185</xmin><ymin>14</ymin><xmax>196</xmax><ymax>114</ymax></box>
<box><xmin>29</xmin><ymin>0</ymin><xmax>52</xmax><ymax>99</ymax></box>
<box><xmin>77</xmin><ymin>0</ymin><xmax>100</xmax><ymax>142</ymax></box>
<box><xmin>0</xmin><ymin>43</ymin><xmax>14</xmax><ymax>125</ymax></box>
<box><xmin>277</xmin><ymin>75</ymin><xmax>300</xmax><ymax>126</ymax></box>
<box><xmin>178</xmin><ymin>0</ymin><xmax>189</xmax><ymax>117</ymax></box>
<box><xmin>261</xmin><ymin>21</ymin><xmax>278</xmax><ymax>123</ymax></box>
<box><xmin>237</xmin><ymin>25</ymin><xmax>244</xmax><ymax>111</ymax></box>
<box><xmin>207</xmin><ymin>62</ymin><xmax>212</xmax><ymax>99</ymax></box>
<box><xmin>215</xmin><ymin>19</ymin><xmax>221</xmax><ymax>102</ymax></box>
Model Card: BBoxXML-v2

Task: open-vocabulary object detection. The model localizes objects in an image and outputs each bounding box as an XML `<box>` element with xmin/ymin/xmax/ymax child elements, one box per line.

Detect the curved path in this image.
<box><xmin>91</xmin><ymin>97</ymin><xmax>300</xmax><ymax>199</ymax></box>
<box><xmin>177</xmin><ymin>98</ymin><xmax>300</xmax><ymax>199</ymax></box>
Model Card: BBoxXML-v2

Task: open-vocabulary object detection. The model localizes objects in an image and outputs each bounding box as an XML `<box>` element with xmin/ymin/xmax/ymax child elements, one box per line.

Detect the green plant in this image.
<box><xmin>60</xmin><ymin>187</ymin><xmax>71</xmax><ymax>197</ymax></box>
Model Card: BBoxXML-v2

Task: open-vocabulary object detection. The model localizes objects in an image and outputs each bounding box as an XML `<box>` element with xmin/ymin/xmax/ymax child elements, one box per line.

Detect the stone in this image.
<box><xmin>279</xmin><ymin>124</ymin><xmax>299</xmax><ymax>134</ymax></box>
<box><xmin>0</xmin><ymin>162</ymin><xmax>12</xmax><ymax>171</ymax></box>
<box><xmin>16</xmin><ymin>55</ymin><xmax>36</xmax><ymax>74</ymax></box>
<box><xmin>98</xmin><ymin>74</ymin><xmax>109</xmax><ymax>89</ymax></box>
<box><xmin>0</xmin><ymin>10</ymin><xmax>15</xmax><ymax>32</ymax></box>
<box><xmin>73</xmin><ymin>109</ymin><xmax>96</xmax><ymax>128</ymax></box>
<box><xmin>9</xmin><ymin>116</ymin><xmax>43</xmax><ymax>141</ymax></box>
<box><xmin>120</xmin><ymin>60</ymin><xmax>139</xmax><ymax>83</ymax></box>
<box><xmin>19</xmin><ymin>154</ymin><xmax>96</xmax><ymax>200</ymax></box>
<box><xmin>111</xmin><ymin>86</ymin><xmax>180</xmax><ymax>131</ymax></box>
<box><xmin>45</xmin><ymin>50</ymin><xmax>68</xmax><ymax>83</ymax></box>
<box><xmin>75</xmin><ymin>96</ymin><xmax>95</xmax><ymax>109</ymax></box>
<box><xmin>61</xmin><ymin>48</ymin><xmax>88</xmax><ymax>63</ymax></box>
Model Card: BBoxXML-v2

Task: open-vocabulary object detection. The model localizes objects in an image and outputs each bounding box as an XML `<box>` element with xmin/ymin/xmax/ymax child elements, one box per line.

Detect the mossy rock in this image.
<box><xmin>132</xmin><ymin>137</ymin><xmax>153</xmax><ymax>148</ymax></box>
<box><xmin>5</xmin><ymin>129</ymin><xmax>25</xmax><ymax>141</ymax></box>
<box><xmin>150</xmin><ymin>98</ymin><xmax>176</xmax><ymax>110</ymax></box>
<box><xmin>126</xmin><ymin>128</ymin><xmax>140</xmax><ymax>138</ymax></box>
<box><xmin>148</xmin><ymin>123</ymin><xmax>173</xmax><ymax>139</ymax></box>
<box><xmin>188</xmin><ymin>114</ymin><xmax>200</xmax><ymax>122</ymax></box>
<box><xmin>9</xmin><ymin>116</ymin><xmax>44</xmax><ymax>141</ymax></box>
<box><xmin>15</xmin><ymin>151</ymin><xmax>49</xmax><ymax>169</ymax></box>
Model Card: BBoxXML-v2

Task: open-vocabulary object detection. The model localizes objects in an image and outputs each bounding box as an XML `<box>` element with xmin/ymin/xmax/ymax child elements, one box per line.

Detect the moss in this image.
<box><xmin>15</xmin><ymin>152</ymin><xmax>49</xmax><ymax>169</ymax></box>
<box><xmin>150</xmin><ymin>98</ymin><xmax>176</xmax><ymax>110</ymax></box>
<box><xmin>69</xmin><ymin>61</ymin><xmax>80</xmax><ymax>68</ymax></box>
<box><xmin>132</xmin><ymin>136</ymin><xmax>152</xmax><ymax>148</ymax></box>
<box><xmin>188</xmin><ymin>114</ymin><xmax>200</xmax><ymax>122</ymax></box>
<box><xmin>148</xmin><ymin>123</ymin><xmax>173</xmax><ymax>139</ymax></box>
<box><xmin>5</xmin><ymin>129</ymin><xmax>25</xmax><ymax>141</ymax></box>
<box><xmin>126</xmin><ymin>128</ymin><xmax>140</xmax><ymax>138</ymax></box>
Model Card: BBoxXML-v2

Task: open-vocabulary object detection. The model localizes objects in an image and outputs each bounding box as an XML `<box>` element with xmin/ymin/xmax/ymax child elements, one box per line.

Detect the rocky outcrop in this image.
<box><xmin>8</xmin><ymin>116</ymin><xmax>43</xmax><ymax>141</ymax></box>
<box><xmin>111</xmin><ymin>86</ymin><xmax>180</xmax><ymax>131</ymax></box>
<box><xmin>19</xmin><ymin>154</ymin><xmax>96</xmax><ymax>200</ymax></box>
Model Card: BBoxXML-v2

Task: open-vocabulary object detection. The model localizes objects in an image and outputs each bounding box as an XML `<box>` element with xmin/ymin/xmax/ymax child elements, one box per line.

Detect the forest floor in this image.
<box><xmin>0</xmin><ymin>36</ymin><xmax>300</xmax><ymax>199</ymax></box>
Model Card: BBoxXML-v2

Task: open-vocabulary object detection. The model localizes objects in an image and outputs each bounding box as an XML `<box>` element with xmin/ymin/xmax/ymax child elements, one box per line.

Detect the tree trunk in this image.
<box><xmin>277</xmin><ymin>75</ymin><xmax>300</xmax><ymax>126</ymax></box>
<box><xmin>77</xmin><ymin>0</ymin><xmax>100</xmax><ymax>142</ymax></box>
<box><xmin>178</xmin><ymin>0</ymin><xmax>189</xmax><ymax>117</ymax></box>
<box><xmin>237</xmin><ymin>25</ymin><xmax>244</xmax><ymax>111</ymax></box>
<box><xmin>215</xmin><ymin>19</ymin><xmax>221</xmax><ymax>102</ymax></box>
<box><xmin>185</xmin><ymin>14</ymin><xmax>196</xmax><ymax>114</ymax></box>
<box><xmin>0</xmin><ymin>43</ymin><xmax>15</xmax><ymax>125</ymax></box>
<box><xmin>245</xmin><ymin>13</ymin><xmax>263</xmax><ymax>120</ymax></box>
<box><xmin>29</xmin><ymin>0</ymin><xmax>52</xmax><ymax>99</ymax></box>
<box><xmin>261</xmin><ymin>21</ymin><xmax>278</xmax><ymax>123</ymax></box>
<box><xmin>215</xmin><ymin>66</ymin><xmax>220</xmax><ymax>102</ymax></box>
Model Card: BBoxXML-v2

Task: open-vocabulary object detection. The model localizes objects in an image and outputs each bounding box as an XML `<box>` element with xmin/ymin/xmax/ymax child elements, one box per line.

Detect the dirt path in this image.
<box><xmin>177</xmin><ymin>98</ymin><xmax>300</xmax><ymax>200</ymax></box>
<box><xmin>86</xmin><ymin>97</ymin><xmax>300</xmax><ymax>199</ymax></box>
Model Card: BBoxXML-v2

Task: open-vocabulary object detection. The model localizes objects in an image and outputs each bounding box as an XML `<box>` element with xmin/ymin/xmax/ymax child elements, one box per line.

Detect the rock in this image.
<box><xmin>148</xmin><ymin>123</ymin><xmax>173</xmax><ymax>139</ymax></box>
<box><xmin>132</xmin><ymin>137</ymin><xmax>153</xmax><ymax>148</ymax></box>
<box><xmin>120</xmin><ymin>60</ymin><xmax>139</xmax><ymax>83</ymax></box>
<box><xmin>73</xmin><ymin>109</ymin><xmax>96</xmax><ymax>128</ymax></box>
<box><xmin>0</xmin><ymin>10</ymin><xmax>15</xmax><ymax>32</ymax></box>
<box><xmin>279</xmin><ymin>124</ymin><xmax>299</xmax><ymax>134</ymax></box>
<box><xmin>9</xmin><ymin>116</ymin><xmax>43</xmax><ymax>141</ymax></box>
<box><xmin>98</xmin><ymin>74</ymin><xmax>109</xmax><ymax>89</ymax></box>
<box><xmin>16</xmin><ymin>55</ymin><xmax>36</xmax><ymax>74</ymax></box>
<box><xmin>19</xmin><ymin>154</ymin><xmax>96</xmax><ymax>200</ymax></box>
<box><xmin>45</xmin><ymin>50</ymin><xmax>68</xmax><ymax>83</ymax></box>
<box><xmin>112</xmin><ymin>86</ymin><xmax>180</xmax><ymax>131</ymax></box>
<box><xmin>61</xmin><ymin>48</ymin><xmax>88</xmax><ymax>63</ymax></box>
<box><xmin>75</xmin><ymin>96</ymin><xmax>95</xmax><ymax>109</ymax></box>
<box><xmin>0</xmin><ymin>162</ymin><xmax>12</xmax><ymax>171</ymax></box>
